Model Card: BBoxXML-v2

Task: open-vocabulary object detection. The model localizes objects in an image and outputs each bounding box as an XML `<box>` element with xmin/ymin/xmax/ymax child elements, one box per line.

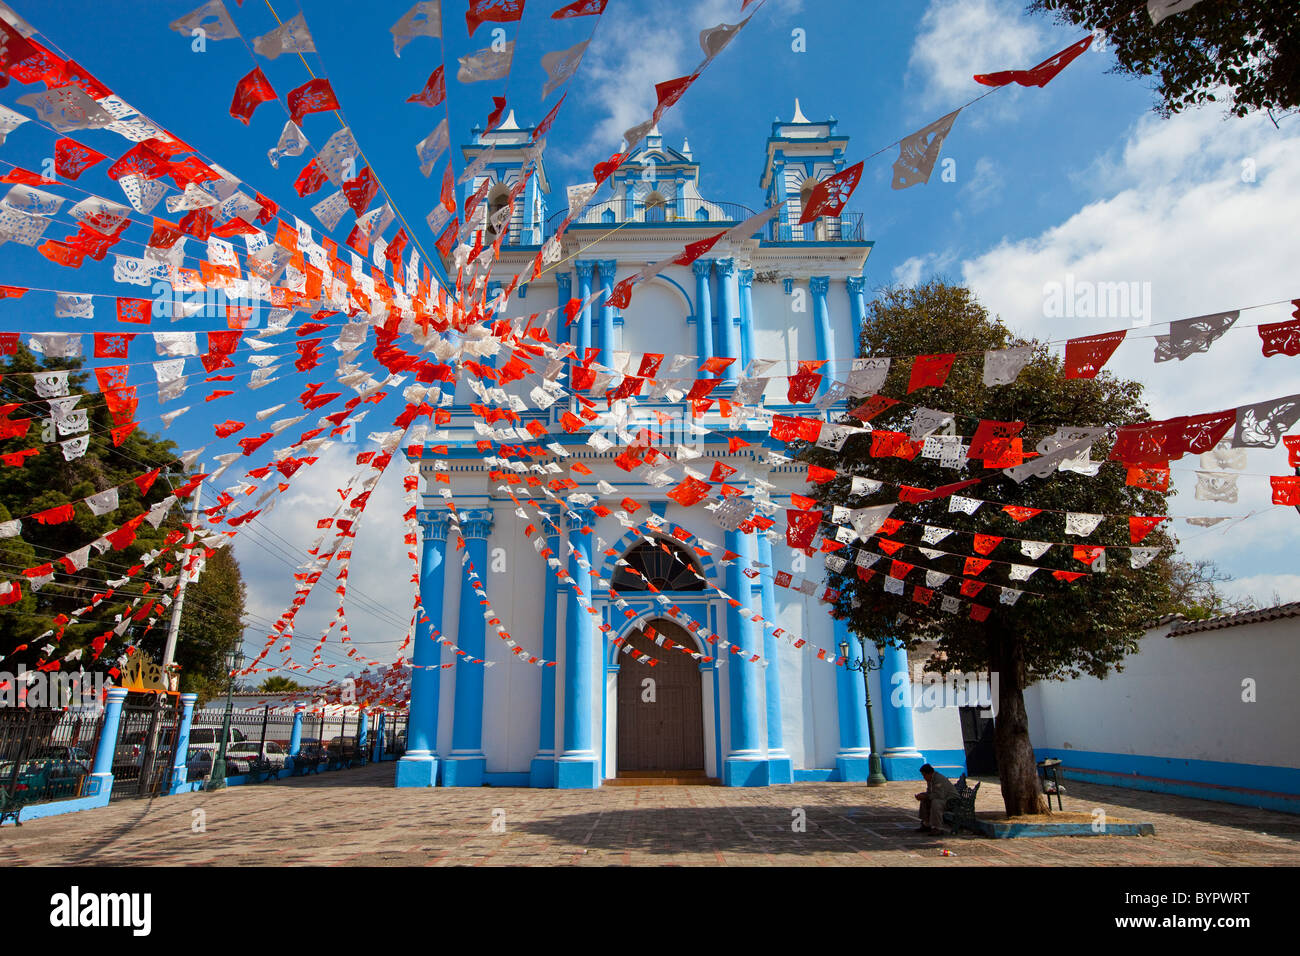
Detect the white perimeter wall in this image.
<box><xmin>1024</xmin><ymin>618</ymin><xmax>1300</xmax><ymax>769</ymax></box>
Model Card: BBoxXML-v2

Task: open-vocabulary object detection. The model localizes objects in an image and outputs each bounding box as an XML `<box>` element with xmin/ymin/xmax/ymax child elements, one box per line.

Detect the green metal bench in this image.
<box><xmin>0</xmin><ymin>788</ymin><xmax>22</xmax><ymax>826</ymax></box>
<box><xmin>246</xmin><ymin>758</ymin><xmax>276</xmax><ymax>783</ymax></box>
<box><xmin>942</xmin><ymin>773</ymin><xmax>981</xmax><ymax>835</ymax></box>
<box><xmin>290</xmin><ymin>748</ymin><xmax>325</xmax><ymax>776</ymax></box>
<box><xmin>0</xmin><ymin>764</ymin><xmax>51</xmax><ymax>826</ymax></box>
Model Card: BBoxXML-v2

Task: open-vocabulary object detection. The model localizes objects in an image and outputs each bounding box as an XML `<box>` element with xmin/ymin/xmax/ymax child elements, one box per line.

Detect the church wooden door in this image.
<box><xmin>616</xmin><ymin>621</ymin><xmax>704</xmax><ymax>772</ymax></box>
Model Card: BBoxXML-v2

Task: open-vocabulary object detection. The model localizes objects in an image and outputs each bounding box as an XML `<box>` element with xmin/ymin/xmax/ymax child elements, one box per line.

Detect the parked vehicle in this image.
<box><xmin>0</xmin><ymin>748</ymin><xmax>92</xmax><ymax>801</ymax></box>
<box><xmin>113</xmin><ymin>730</ymin><xmax>148</xmax><ymax>770</ymax></box>
<box><xmin>184</xmin><ymin>748</ymin><xmax>253</xmax><ymax>780</ymax></box>
<box><xmin>33</xmin><ymin>746</ymin><xmax>93</xmax><ymax>774</ymax></box>
<box><xmin>185</xmin><ymin>726</ymin><xmax>247</xmax><ymax>757</ymax></box>
<box><xmin>226</xmin><ymin>740</ymin><xmax>288</xmax><ymax>769</ymax></box>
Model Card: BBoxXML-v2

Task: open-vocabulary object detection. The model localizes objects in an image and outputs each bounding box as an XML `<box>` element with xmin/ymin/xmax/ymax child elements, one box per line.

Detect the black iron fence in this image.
<box><xmin>187</xmin><ymin>706</ymin><xmax>375</xmax><ymax>776</ymax></box>
<box><xmin>769</xmin><ymin>211</ymin><xmax>864</xmax><ymax>242</ymax></box>
<box><xmin>0</xmin><ymin>707</ymin><xmax>103</xmax><ymax>807</ymax></box>
<box><xmin>109</xmin><ymin>692</ymin><xmax>182</xmax><ymax>802</ymax></box>
<box><xmin>188</xmin><ymin>706</ymin><xmax>297</xmax><ymax>781</ymax></box>
<box><xmin>381</xmin><ymin>713</ymin><xmax>407</xmax><ymax>758</ymax></box>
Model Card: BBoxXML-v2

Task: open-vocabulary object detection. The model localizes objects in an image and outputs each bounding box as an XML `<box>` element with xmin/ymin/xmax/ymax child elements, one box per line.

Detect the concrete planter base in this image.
<box><xmin>974</xmin><ymin>818</ymin><xmax>1156</xmax><ymax>839</ymax></box>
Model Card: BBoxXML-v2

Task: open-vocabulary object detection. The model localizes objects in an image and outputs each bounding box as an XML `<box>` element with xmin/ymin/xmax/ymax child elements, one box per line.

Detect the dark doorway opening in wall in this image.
<box><xmin>959</xmin><ymin>706</ymin><xmax>998</xmax><ymax>776</ymax></box>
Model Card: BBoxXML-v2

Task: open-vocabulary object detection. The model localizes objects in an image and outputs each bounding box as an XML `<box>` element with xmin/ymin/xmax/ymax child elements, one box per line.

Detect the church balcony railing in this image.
<box><xmin>543</xmin><ymin>199</ymin><xmax>756</xmax><ymax>235</ymax></box>
<box><xmin>768</xmin><ymin>212</ymin><xmax>864</xmax><ymax>242</ymax></box>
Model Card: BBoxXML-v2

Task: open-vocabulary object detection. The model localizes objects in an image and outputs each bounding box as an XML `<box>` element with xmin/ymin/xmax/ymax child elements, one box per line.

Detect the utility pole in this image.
<box><xmin>162</xmin><ymin>463</ymin><xmax>205</xmax><ymax>675</ymax></box>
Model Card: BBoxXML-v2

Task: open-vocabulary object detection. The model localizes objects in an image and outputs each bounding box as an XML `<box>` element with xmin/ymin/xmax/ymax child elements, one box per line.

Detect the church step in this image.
<box><xmin>618</xmin><ymin>769</ymin><xmax>707</xmax><ymax>778</ymax></box>
<box><xmin>607</xmin><ymin>771</ymin><xmax>718</xmax><ymax>787</ymax></box>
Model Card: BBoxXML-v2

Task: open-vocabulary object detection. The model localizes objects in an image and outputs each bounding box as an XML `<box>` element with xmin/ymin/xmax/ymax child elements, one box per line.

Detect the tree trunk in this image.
<box><xmin>990</xmin><ymin>630</ymin><xmax>1049</xmax><ymax>816</ymax></box>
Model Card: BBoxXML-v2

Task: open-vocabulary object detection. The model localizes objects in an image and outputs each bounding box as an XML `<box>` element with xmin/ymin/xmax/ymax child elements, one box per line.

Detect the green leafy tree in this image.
<box><xmin>0</xmin><ymin>345</ymin><xmax>178</xmax><ymax>673</ymax></box>
<box><xmin>1028</xmin><ymin>0</ymin><xmax>1300</xmax><ymax>118</ymax></box>
<box><xmin>1161</xmin><ymin>557</ymin><xmax>1256</xmax><ymax>619</ymax></box>
<box><xmin>0</xmin><ymin>345</ymin><xmax>244</xmax><ymax>697</ymax></box>
<box><xmin>258</xmin><ymin>675</ymin><xmax>306</xmax><ymax>693</ymax></box>
<box><xmin>0</xmin><ymin>501</ymin><xmax>41</xmax><ymax>653</ymax></box>
<box><xmin>805</xmin><ymin>281</ymin><xmax>1173</xmax><ymax>816</ymax></box>
<box><xmin>138</xmin><ymin>546</ymin><xmax>246</xmax><ymax>705</ymax></box>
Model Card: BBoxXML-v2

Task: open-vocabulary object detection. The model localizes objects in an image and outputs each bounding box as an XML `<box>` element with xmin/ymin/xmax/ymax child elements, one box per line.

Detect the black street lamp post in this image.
<box><xmin>840</xmin><ymin>637</ymin><xmax>888</xmax><ymax>787</ymax></box>
<box><xmin>207</xmin><ymin>647</ymin><xmax>245</xmax><ymax>791</ymax></box>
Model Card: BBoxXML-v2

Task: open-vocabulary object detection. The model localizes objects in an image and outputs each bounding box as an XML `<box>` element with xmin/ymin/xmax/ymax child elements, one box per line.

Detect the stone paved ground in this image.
<box><xmin>3</xmin><ymin>763</ymin><xmax>1297</xmax><ymax>866</ymax></box>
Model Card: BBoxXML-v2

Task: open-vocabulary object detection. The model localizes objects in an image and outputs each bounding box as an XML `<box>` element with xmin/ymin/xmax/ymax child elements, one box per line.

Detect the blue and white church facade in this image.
<box><xmin>396</xmin><ymin>104</ymin><xmax>971</xmax><ymax>789</ymax></box>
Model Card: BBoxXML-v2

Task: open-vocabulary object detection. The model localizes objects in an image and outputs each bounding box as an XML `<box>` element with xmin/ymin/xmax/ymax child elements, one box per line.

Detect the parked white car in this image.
<box><xmin>225</xmin><ymin>741</ymin><xmax>288</xmax><ymax>769</ymax></box>
<box><xmin>185</xmin><ymin>726</ymin><xmax>247</xmax><ymax>758</ymax></box>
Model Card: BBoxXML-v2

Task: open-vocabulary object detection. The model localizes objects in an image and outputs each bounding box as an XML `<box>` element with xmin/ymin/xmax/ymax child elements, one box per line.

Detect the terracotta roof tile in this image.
<box><xmin>1168</xmin><ymin>601</ymin><xmax>1300</xmax><ymax>636</ymax></box>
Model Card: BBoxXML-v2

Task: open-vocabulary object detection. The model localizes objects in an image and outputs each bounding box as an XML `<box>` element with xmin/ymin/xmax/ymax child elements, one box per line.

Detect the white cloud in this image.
<box><xmin>891</xmin><ymin>249</ymin><xmax>959</xmax><ymax>287</ymax></box>
<box><xmin>962</xmin><ymin>155</ymin><xmax>1003</xmax><ymax>209</ymax></box>
<box><xmin>1223</xmin><ymin>574</ymin><xmax>1300</xmax><ymax>607</ymax></box>
<box><xmin>560</xmin><ymin>0</ymin><xmax>779</xmax><ymax>170</ymax></box>
<box><xmin>229</xmin><ymin>442</ymin><xmax>412</xmax><ymax>680</ymax></box>
<box><xmin>892</xmin><ymin>255</ymin><xmax>928</xmax><ymax>287</ymax></box>
<box><xmin>958</xmin><ymin>102</ymin><xmax>1300</xmax><ymax>581</ymax></box>
<box><xmin>908</xmin><ymin>0</ymin><xmax>1047</xmax><ymax>110</ymax></box>
<box><xmin>961</xmin><ymin>104</ymin><xmax>1300</xmax><ymax>423</ymax></box>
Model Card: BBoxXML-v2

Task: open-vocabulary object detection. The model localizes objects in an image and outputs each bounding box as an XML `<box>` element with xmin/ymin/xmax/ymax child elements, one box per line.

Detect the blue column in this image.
<box><xmin>846</xmin><ymin>274</ymin><xmax>867</xmax><ymax>357</ymax></box>
<box><xmin>443</xmin><ymin>508</ymin><xmax>494</xmax><ymax>787</ymax></box>
<box><xmin>372</xmin><ymin>711</ymin><xmax>385</xmax><ymax>762</ymax></box>
<box><xmin>574</xmin><ymin>260</ymin><xmax>595</xmax><ymax>361</ymax></box>
<box><xmin>723</xmin><ymin>527</ymin><xmax>769</xmax><ymax>786</ymax></box>
<box><xmin>86</xmin><ymin>687</ymin><xmax>128</xmax><ymax>798</ymax></box>
<box><xmin>810</xmin><ymin>276</ymin><xmax>832</xmax><ymax>400</ymax></box>
<box><xmin>556</xmin><ymin>505</ymin><xmax>600</xmax><ymax>788</ymax></box>
<box><xmin>397</xmin><ymin>509</ymin><xmax>451</xmax><ymax>787</ymax></box>
<box><xmin>739</xmin><ymin>268</ymin><xmax>755</xmax><ymax>373</ymax></box>
<box><xmin>755</xmin><ymin>533</ymin><xmax>792</xmax><ymax>783</ymax></box>
<box><xmin>596</xmin><ymin>259</ymin><xmax>617</xmax><ymax>369</ymax></box>
<box><xmin>288</xmin><ymin>702</ymin><xmax>305</xmax><ymax>757</ymax></box>
<box><xmin>716</xmin><ymin>258</ymin><xmax>742</xmax><ymax>384</ymax></box>
<box><xmin>530</xmin><ymin>503</ymin><xmax>561</xmax><ymax>787</ymax></box>
<box><xmin>167</xmin><ymin>692</ymin><xmax>198</xmax><ymax>794</ymax></box>
<box><xmin>556</xmin><ymin>271</ymin><xmax>572</xmax><ymax>346</ymax></box>
<box><xmin>692</xmin><ymin>259</ymin><xmax>714</xmax><ymax>371</ymax></box>
<box><xmin>833</xmin><ymin>615</ymin><xmax>874</xmax><ymax>781</ymax></box>
<box><xmin>879</xmin><ymin>639</ymin><xmax>926</xmax><ymax>779</ymax></box>
<box><xmin>358</xmin><ymin>710</ymin><xmax>370</xmax><ymax>761</ymax></box>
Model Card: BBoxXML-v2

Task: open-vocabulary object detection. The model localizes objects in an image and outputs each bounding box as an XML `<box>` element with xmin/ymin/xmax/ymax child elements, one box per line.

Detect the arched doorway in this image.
<box><xmin>616</xmin><ymin>620</ymin><xmax>705</xmax><ymax>772</ymax></box>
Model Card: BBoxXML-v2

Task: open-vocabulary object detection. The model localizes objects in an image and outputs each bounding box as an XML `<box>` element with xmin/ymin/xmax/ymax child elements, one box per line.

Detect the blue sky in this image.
<box><xmin>1</xmin><ymin>0</ymin><xmax>1297</xmax><ymax>675</ymax></box>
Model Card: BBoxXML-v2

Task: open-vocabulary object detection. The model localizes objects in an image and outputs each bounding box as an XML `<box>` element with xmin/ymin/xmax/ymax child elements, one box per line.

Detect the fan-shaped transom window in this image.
<box><xmin>611</xmin><ymin>537</ymin><xmax>706</xmax><ymax>591</ymax></box>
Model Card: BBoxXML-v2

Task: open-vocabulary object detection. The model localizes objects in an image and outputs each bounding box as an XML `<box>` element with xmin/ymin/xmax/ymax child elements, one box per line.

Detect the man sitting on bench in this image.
<box><xmin>915</xmin><ymin>764</ymin><xmax>958</xmax><ymax>834</ymax></box>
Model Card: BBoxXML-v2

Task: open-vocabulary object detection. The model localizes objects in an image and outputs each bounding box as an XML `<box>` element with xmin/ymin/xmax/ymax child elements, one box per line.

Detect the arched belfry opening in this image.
<box><xmin>798</xmin><ymin>177</ymin><xmax>828</xmax><ymax>240</ymax></box>
<box><xmin>644</xmin><ymin>190</ymin><xmax>668</xmax><ymax>222</ymax></box>
<box><xmin>486</xmin><ymin>183</ymin><xmax>512</xmax><ymax>241</ymax></box>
